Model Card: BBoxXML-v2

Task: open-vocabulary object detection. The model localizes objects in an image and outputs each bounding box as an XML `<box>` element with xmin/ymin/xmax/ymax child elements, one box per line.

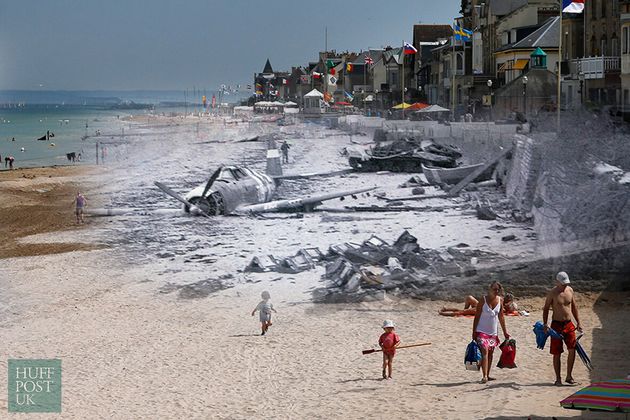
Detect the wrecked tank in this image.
<box><xmin>347</xmin><ymin>138</ymin><xmax>460</xmax><ymax>172</ymax></box>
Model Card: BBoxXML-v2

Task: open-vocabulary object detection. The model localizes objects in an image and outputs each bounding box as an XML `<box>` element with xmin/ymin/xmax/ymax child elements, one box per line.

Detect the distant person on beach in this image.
<box><xmin>543</xmin><ymin>271</ymin><xmax>582</xmax><ymax>386</ymax></box>
<box><xmin>73</xmin><ymin>191</ymin><xmax>87</xmax><ymax>224</ymax></box>
<box><xmin>440</xmin><ymin>293</ymin><xmax>517</xmax><ymax>316</ymax></box>
<box><xmin>12</xmin><ymin>137</ymin><xmax>15</xmax><ymax>141</ymax></box>
<box><xmin>379</xmin><ymin>320</ymin><xmax>400</xmax><ymax>379</ymax></box>
<box><xmin>7</xmin><ymin>156</ymin><xmax>14</xmax><ymax>169</ymax></box>
<box><xmin>472</xmin><ymin>282</ymin><xmax>510</xmax><ymax>384</ymax></box>
<box><xmin>280</xmin><ymin>141</ymin><xmax>290</xmax><ymax>164</ymax></box>
<box><xmin>251</xmin><ymin>291</ymin><xmax>276</xmax><ymax>336</ymax></box>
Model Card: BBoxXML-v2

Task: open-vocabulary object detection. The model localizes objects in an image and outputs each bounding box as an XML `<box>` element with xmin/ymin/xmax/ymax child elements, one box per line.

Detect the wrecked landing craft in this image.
<box><xmin>155</xmin><ymin>141</ymin><xmax>376</xmax><ymax>216</ymax></box>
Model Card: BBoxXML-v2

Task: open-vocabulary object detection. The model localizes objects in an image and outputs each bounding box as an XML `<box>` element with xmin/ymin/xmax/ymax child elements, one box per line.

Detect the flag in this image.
<box><xmin>364</xmin><ymin>55</ymin><xmax>374</xmax><ymax>65</ymax></box>
<box><xmin>454</xmin><ymin>24</ymin><xmax>473</xmax><ymax>42</ymax></box>
<box><xmin>346</xmin><ymin>63</ymin><xmax>353</xmax><ymax>72</ymax></box>
<box><xmin>282</xmin><ymin>78</ymin><xmax>288</xmax><ymax>85</ymax></box>
<box><xmin>326</xmin><ymin>59</ymin><xmax>335</xmax><ymax>69</ymax></box>
<box><xmin>328</xmin><ymin>75</ymin><xmax>337</xmax><ymax>86</ymax></box>
<box><xmin>330</xmin><ymin>68</ymin><xmax>336</xmax><ymax>76</ymax></box>
<box><xmin>344</xmin><ymin>91</ymin><xmax>354</xmax><ymax>101</ymax></box>
<box><xmin>562</xmin><ymin>0</ymin><xmax>584</xmax><ymax>13</ymax></box>
<box><xmin>403</xmin><ymin>42</ymin><xmax>417</xmax><ymax>55</ymax></box>
<box><xmin>300</xmin><ymin>75</ymin><xmax>310</xmax><ymax>84</ymax></box>
<box><xmin>313</xmin><ymin>71</ymin><xmax>322</xmax><ymax>79</ymax></box>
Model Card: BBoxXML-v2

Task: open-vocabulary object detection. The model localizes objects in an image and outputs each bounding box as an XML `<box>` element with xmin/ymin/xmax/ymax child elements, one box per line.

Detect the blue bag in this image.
<box><xmin>465</xmin><ymin>340</ymin><xmax>481</xmax><ymax>371</ymax></box>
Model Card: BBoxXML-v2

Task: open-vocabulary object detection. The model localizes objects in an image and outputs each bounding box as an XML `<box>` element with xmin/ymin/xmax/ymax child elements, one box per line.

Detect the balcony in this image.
<box><xmin>569</xmin><ymin>56</ymin><xmax>621</xmax><ymax>79</ymax></box>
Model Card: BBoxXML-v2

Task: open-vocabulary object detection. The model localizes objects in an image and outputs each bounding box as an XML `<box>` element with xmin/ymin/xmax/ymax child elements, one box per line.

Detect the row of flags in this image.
<box><xmin>249</xmin><ymin>2</ymin><xmax>584</xmax><ymax>97</ymax></box>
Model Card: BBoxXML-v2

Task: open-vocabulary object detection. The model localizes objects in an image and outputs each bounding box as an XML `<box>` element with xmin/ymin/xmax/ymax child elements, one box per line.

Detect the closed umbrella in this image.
<box><xmin>560</xmin><ymin>379</ymin><xmax>630</xmax><ymax>414</ymax></box>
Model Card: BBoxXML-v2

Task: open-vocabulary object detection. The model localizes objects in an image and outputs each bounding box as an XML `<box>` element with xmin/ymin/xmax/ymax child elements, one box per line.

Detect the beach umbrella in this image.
<box><xmin>560</xmin><ymin>379</ymin><xmax>630</xmax><ymax>415</ymax></box>
<box><xmin>416</xmin><ymin>104</ymin><xmax>450</xmax><ymax>113</ymax></box>
<box><xmin>392</xmin><ymin>102</ymin><xmax>412</xmax><ymax>109</ymax></box>
<box><xmin>408</xmin><ymin>102</ymin><xmax>429</xmax><ymax>110</ymax></box>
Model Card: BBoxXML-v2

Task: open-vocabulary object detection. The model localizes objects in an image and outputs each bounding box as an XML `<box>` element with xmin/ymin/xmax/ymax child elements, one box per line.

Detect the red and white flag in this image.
<box><xmin>364</xmin><ymin>56</ymin><xmax>374</xmax><ymax>65</ymax></box>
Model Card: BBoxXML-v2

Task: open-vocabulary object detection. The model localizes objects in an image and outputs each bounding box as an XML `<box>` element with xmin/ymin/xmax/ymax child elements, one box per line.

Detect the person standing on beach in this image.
<box><xmin>472</xmin><ymin>282</ymin><xmax>510</xmax><ymax>383</ymax></box>
<box><xmin>251</xmin><ymin>291</ymin><xmax>276</xmax><ymax>335</ymax></box>
<box><xmin>379</xmin><ymin>320</ymin><xmax>400</xmax><ymax>379</ymax></box>
<box><xmin>7</xmin><ymin>156</ymin><xmax>14</xmax><ymax>170</ymax></box>
<box><xmin>543</xmin><ymin>271</ymin><xmax>582</xmax><ymax>386</ymax></box>
<box><xmin>280</xmin><ymin>141</ymin><xmax>290</xmax><ymax>164</ymax></box>
<box><xmin>73</xmin><ymin>191</ymin><xmax>87</xmax><ymax>224</ymax></box>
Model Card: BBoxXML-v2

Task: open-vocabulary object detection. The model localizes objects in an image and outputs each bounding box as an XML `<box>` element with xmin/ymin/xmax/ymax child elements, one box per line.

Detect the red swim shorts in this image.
<box><xmin>550</xmin><ymin>320</ymin><xmax>577</xmax><ymax>355</ymax></box>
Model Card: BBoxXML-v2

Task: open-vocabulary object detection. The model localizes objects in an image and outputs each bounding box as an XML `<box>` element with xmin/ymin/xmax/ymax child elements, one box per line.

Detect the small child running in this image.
<box><xmin>251</xmin><ymin>291</ymin><xmax>277</xmax><ymax>336</ymax></box>
<box><xmin>379</xmin><ymin>320</ymin><xmax>401</xmax><ymax>379</ymax></box>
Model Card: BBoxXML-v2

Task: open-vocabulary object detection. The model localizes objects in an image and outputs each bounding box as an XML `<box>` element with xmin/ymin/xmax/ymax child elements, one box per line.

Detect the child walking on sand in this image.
<box><xmin>379</xmin><ymin>320</ymin><xmax>400</xmax><ymax>379</ymax></box>
<box><xmin>251</xmin><ymin>291</ymin><xmax>277</xmax><ymax>336</ymax></box>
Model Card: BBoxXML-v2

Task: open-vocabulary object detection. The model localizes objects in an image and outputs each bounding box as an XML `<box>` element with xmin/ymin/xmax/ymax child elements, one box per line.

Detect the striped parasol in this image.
<box><xmin>560</xmin><ymin>379</ymin><xmax>630</xmax><ymax>414</ymax></box>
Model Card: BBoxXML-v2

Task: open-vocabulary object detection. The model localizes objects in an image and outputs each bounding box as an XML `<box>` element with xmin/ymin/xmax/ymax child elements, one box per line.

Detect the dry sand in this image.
<box><xmin>1</xmin><ymin>121</ymin><xmax>629</xmax><ymax>419</ymax></box>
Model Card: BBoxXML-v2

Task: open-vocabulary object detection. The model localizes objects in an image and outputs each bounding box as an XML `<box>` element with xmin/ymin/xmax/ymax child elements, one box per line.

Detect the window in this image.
<box><xmin>592</xmin><ymin>0</ymin><xmax>597</xmax><ymax>18</ymax></box>
<box><xmin>611</xmin><ymin>35</ymin><xmax>618</xmax><ymax>55</ymax></box>
<box><xmin>456</xmin><ymin>53</ymin><xmax>463</xmax><ymax>72</ymax></box>
<box><xmin>601</xmin><ymin>36</ymin><xmax>607</xmax><ymax>56</ymax></box>
<box><xmin>601</xmin><ymin>0</ymin><xmax>606</xmax><ymax>17</ymax></box>
<box><xmin>624</xmin><ymin>27</ymin><xmax>628</xmax><ymax>54</ymax></box>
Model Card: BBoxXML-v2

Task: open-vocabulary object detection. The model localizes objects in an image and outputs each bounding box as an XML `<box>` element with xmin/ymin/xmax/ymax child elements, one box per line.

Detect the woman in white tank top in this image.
<box><xmin>472</xmin><ymin>281</ymin><xmax>510</xmax><ymax>384</ymax></box>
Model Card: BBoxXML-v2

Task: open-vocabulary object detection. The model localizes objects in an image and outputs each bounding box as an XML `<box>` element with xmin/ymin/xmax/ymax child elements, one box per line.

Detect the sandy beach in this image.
<box><xmin>1</xmin><ymin>119</ymin><xmax>629</xmax><ymax>419</ymax></box>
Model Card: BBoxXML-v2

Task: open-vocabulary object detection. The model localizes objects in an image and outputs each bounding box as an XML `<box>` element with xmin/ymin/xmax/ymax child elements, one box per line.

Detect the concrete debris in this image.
<box><xmin>247</xmin><ymin>231</ymin><xmax>499</xmax><ymax>302</ymax></box>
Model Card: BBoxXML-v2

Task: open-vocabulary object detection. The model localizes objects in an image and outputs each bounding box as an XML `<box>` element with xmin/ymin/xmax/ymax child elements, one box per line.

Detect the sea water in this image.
<box><xmin>0</xmin><ymin>106</ymin><xmax>131</xmax><ymax>168</ymax></box>
<box><xmin>0</xmin><ymin>90</ymin><xmax>249</xmax><ymax>168</ymax></box>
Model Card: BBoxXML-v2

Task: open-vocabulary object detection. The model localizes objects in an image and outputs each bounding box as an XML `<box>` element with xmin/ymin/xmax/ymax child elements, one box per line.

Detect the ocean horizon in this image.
<box><xmin>0</xmin><ymin>89</ymin><xmax>250</xmax><ymax>106</ymax></box>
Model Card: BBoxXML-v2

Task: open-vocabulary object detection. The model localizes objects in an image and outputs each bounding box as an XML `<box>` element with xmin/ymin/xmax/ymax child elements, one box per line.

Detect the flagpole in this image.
<box><xmin>452</xmin><ymin>33</ymin><xmax>456</xmax><ymax>121</ymax></box>
<box><xmin>557</xmin><ymin>9</ymin><xmax>563</xmax><ymax>133</ymax></box>
<box><xmin>364</xmin><ymin>51</ymin><xmax>367</xmax><ymax>115</ymax></box>
<box><xmin>402</xmin><ymin>40</ymin><xmax>405</xmax><ymax>119</ymax></box>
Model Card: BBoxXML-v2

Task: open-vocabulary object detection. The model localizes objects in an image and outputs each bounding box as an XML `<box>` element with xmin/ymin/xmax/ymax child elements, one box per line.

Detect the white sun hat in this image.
<box><xmin>382</xmin><ymin>320</ymin><xmax>395</xmax><ymax>329</ymax></box>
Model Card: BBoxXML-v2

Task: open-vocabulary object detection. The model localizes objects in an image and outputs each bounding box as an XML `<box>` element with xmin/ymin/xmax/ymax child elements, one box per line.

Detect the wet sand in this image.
<box><xmin>0</xmin><ymin>119</ymin><xmax>628</xmax><ymax>419</ymax></box>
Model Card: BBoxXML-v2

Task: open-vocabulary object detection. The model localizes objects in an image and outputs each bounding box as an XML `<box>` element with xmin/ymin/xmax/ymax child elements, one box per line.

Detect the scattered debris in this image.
<box><xmin>246</xmin><ymin>231</ymin><xmax>500</xmax><ymax>302</ymax></box>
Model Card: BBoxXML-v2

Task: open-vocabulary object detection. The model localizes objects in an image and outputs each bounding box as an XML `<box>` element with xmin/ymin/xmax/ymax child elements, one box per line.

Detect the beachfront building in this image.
<box><xmin>454</xmin><ymin>0</ymin><xmax>560</xmax><ymax>118</ymax></box>
<box><xmin>253</xmin><ymin>59</ymin><xmax>290</xmax><ymax>102</ymax></box>
<box><xmin>578</xmin><ymin>0</ymin><xmax>622</xmax><ymax>107</ymax></box>
<box><xmin>348</xmin><ymin>50</ymin><xmax>382</xmax><ymax>110</ymax></box>
<box><xmin>412</xmin><ymin>24</ymin><xmax>453</xmax><ymax>103</ymax></box>
<box><xmin>622</xmin><ymin>0</ymin><xmax>630</xmax><ymax>117</ymax></box>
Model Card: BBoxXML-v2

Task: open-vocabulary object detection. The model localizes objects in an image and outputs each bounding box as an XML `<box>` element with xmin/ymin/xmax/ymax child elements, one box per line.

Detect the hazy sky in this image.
<box><xmin>0</xmin><ymin>1</ymin><xmax>460</xmax><ymax>91</ymax></box>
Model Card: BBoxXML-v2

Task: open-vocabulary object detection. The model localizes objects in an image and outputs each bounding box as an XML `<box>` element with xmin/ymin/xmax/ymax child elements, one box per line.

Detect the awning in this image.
<box><xmin>513</xmin><ymin>59</ymin><xmax>529</xmax><ymax>70</ymax></box>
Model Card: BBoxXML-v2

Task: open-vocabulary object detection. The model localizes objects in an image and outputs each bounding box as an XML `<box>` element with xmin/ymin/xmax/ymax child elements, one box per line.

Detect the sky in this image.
<box><xmin>0</xmin><ymin>0</ymin><xmax>460</xmax><ymax>91</ymax></box>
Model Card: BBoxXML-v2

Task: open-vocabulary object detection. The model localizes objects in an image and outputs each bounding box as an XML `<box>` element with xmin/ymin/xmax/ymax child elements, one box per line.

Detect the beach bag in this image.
<box><xmin>497</xmin><ymin>339</ymin><xmax>517</xmax><ymax>369</ymax></box>
<box><xmin>465</xmin><ymin>341</ymin><xmax>481</xmax><ymax>371</ymax></box>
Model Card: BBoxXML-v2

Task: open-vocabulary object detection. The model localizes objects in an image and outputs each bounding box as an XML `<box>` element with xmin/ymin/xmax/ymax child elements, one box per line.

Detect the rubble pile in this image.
<box><xmin>246</xmin><ymin>231</ymin><xmax>501</xmax><ymax>301</ymax></box>
<box><xmin>322</xmin><ymin>231</ymin><xmax>497</xmax><ymax>297</ymax></box>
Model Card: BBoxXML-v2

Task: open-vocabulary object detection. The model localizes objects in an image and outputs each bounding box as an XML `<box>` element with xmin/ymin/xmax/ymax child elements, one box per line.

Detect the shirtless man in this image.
<box><xmin>543</xmin><ymin>271</ymin><xmax>582</xmax><ymax>386</ymax></box>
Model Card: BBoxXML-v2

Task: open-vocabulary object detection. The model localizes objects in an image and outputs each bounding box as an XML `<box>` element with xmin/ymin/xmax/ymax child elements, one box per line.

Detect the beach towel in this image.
<box><xmin>465</xmin><ymin>340</ymin><xmax>481</xmax><ymax>371</ymax></box>
<box><xmin>533</xmin><ymin>321</ymin><xmax>563</xmax><ymax>349</ymax></box>
<box><xmin>497</xmin><ymin>339</ymin><xmax>517</xmax><ymax>369</ymax></box>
